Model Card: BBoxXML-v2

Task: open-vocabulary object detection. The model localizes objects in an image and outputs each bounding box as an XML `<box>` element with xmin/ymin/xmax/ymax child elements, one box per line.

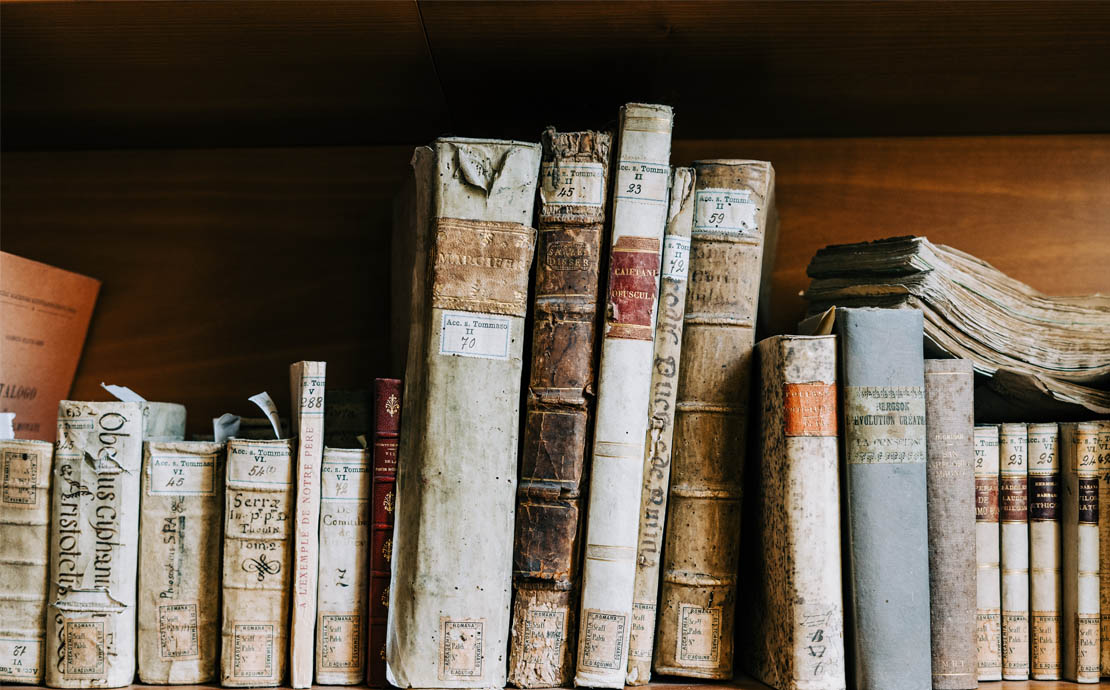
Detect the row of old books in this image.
<box><xmin>0</xmin><ymin>372</ymin><xmax>404</xmax><ymax>688</ymax></box>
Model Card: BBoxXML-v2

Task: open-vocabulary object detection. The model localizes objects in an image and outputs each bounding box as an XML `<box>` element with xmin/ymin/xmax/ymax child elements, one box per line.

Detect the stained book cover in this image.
<box><xmin>999</xmin><ymin>422</ymin><xmax>1030</xmax><ymax>680</ymax></box>
<box><xmin>656</xmin><ymin>159</ymin><xmax>776</xmax><ymax>681</ymax></box>
<box><xmin>388</xmin><ymin>137</ymin><xmax>540</xmax><ymax>689</ymax></box>
<box><xmin>136</xmin><ymin>441</ymin><xmax>225</xmax><ymax>684</ymax></box>
<box><xmin>0</xmin><ymin>439</ymin><xmax>54</xmax><ymax>684</ymax></box>
<box><xmin>1027</xmin><ymin>422</ymin><xmax>1062</xmax><ymax>679</ymax></box>
<box><xmin>508</xmin><ymin>129</ymin><xmax>611</xmax><ymax>689</ymax></box>
<box><xmin>47</xmin><ymin>400</ymin><xmax>186</xmax><ymax>688</ymax></box>
<box><xmin>220</xmin><ymin>437</ymin><xmax>296</xmax><ymax>687</ymax></box>
<box><xmin>1097</xmin><ymin>419</ymin><xmax>1110</xmax><ymax>677</ymax></box>
<box><xmin>973</xmin><ymin>424</ymin><xmax>1002</xmax><ymax>681</ymax></box>
<box><xmin>1060</xmin><ymin>422</ymin><xmax>1101</xmax><ymax>683</ymax></box>
<box><xmin>368</xmin><ymin>378</ymin><xmax>401</xmax><ymax>686</ymax></box>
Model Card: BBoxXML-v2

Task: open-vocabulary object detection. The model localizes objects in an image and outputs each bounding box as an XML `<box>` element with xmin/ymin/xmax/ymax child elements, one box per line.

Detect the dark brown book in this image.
<box><xmin>508</xmin><ymin>128</ymin><xmax>611</xmax><ymax>688</ymax></box>
<box><xmin>367</xmin><ymin>378</ymin><xmax>401</xmax><ymax>686</ymax></box>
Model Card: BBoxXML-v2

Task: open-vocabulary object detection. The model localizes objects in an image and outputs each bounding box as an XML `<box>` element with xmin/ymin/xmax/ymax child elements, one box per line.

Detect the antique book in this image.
<box><xmin>315</xmin><ymin>446</ymin><xmax>371</xmax><ymax>684</ymax></box>
<box><xmin>368</xmin><ymin>378</ymin><xmax>401</xmax><ymax>687</ymax></box>
<box><xmin>745</xmin><ymin>334</ymin><xmax>845</xmax><ymax>690</ymax></box>
<box><xmin>656</xmin><ymin>158</ymin><xmax>775</xmax><ymax>680</ymax></box>
<box><xmin>507</xmin><ymin>129</ymin><xmax>611</xmax><ymax>689</ymax></box>
<box><xmin>0</xmin><ymin>252</ymin><xmax>100</xmax><ymax>441</ymax></box>
<box><xmin>220</xmin><ymin>437</ymin><xmax>296</xmax><ymax>687</ymax></box>
<box><xmin>1028</xmin><ymin>422</ymin><xmax>1062</xmax><ymax>679</ymax></box>
<box><xmin>626</xmin><ymin>166</ymin><xmax>694</xmax><ymax>685</ymax></box>
<box><xmin>388</xmin><ymin>137</ymin><xmax>540</xmax><ymax>689</ymax></box>
<box><xmin>136</xmin><ymin>441</ymin><xmax>225</xmax><ymax>683</ymax></box>
<box><xmin>973</xmin><ymin>424</ymin><xmax>1002</xmax><ymax>681</ymax></box>
<box><xmin>1060</xmin><ymin>422</ymin><xmax>1101</xmax><ymax>683</ymax></box>
<box><xmin>1098</xmin><ymin>419</ymin><xmax>1110</xmax><ymax>676</ymax></box>
<box><xmin>289</xmin><ymin>361</ymin><xmax>327</xmax><ymax>688</ymax></box>
<box><xmin>0</xmin><ymin>438</ymin><xmax>54</xmax><ymax>684</ymax></box>
<box><xmin>575</xmin><ymin>103</ymin><xmax>671</xmax><ymax>689</ymax></box>
<box><xmin>47</xmin><ymin>400</ymin><xmax>186</xmax><ymax>688</ymax></box>
<box><xmin>923</xmin><ymin>359</ymin><xmax>976</xmax><ymax>690</ymax></box>
<box><xmin>999</xmin><ymin>422</ymin><xmax>1030</xmax><ymax>680</ymax></box>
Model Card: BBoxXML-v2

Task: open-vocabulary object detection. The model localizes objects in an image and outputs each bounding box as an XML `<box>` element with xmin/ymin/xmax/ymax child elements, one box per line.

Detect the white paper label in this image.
<box><xmin>540</xmin><ymin>162</ymin><xmax>605</xmax><ymax>207</ymax></box>
<box><xmin>614</xmin><ymin>160</ymin><xmax>670</xmax><ymax>206</ymax></box>
<box><xmin>661</xmin><ymin>236</ymin><xmax>690</xmax><ymax>280</ymax></box>
<box><xmin>693</xmin><ymin>188</ymin><xmax>759</xmax><ymax>235</ymax></box>
<box><xmin>100</xmin><ymin>382</ymin><xmax>146</xmax><ymax>402</ymax></box>
<box><xmin>0</xmin><ymin>412</ymin><xmax>13</xmax><ymax>440</ymax></box>
<box><xmin>439</xmin><ymin>311</ymin><xmax>510</xmax><ymax>361</ymax></box>
<box><xmin>149</xmin><ymin>452</ymin><xmax>218</xmax><ymax>496</ymax></box>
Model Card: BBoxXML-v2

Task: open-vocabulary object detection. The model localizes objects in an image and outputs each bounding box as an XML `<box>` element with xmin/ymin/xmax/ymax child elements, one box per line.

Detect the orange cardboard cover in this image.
<box><xmin>1</xmin><ymin>252</ymin><xmax>100</xmax><ymax>440</ymax></box>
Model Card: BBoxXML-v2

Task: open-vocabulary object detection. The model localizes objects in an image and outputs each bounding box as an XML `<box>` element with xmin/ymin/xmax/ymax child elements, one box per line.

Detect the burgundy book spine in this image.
<box><xmin>368</xmin><ymin>378</ymin><xmax>402</xmax><ymax>686</ymax></box>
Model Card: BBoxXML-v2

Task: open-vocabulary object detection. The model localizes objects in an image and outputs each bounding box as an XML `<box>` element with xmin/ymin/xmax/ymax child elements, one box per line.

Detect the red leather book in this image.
<box><xmin>368</xmin><ymin>378</ymin><xmax>402</xmax><ymax>686</ymax></box>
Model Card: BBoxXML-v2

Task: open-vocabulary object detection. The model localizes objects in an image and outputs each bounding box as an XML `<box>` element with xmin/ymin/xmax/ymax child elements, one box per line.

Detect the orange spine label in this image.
<box><xmin>783</xmin><ymin>382</ymin><xmax>837</xmax><ymax>437</ymax></box>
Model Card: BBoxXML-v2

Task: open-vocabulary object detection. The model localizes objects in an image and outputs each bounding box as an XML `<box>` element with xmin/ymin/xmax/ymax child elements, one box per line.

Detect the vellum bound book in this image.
<box><xmin>656</xmin><ymin>159</ymin><xmax>776</xmax><ymax>680</ymax></box>
<box><xmin>47</xmin><ymin>400</ymin><xmax>187</xmax><ymax>688</ymax></box>
<box><xmin>0</xmin><ymin>438</ymin><xmax>54</xmax><ymax>684</ymax></box>
<box><xmin>1000</xmin><ymin>422</ymin><xmax>1030</xmax><ymax>680</ymax></box>
<box><xmin>1028</xmin><ymin>422</ymin><xmax>1062</xmax><ymax>679</ymax></box>
<box><xmin>575</xmin><ymin>103</ymin><xmax>671</xmax><ymax>689</ymax></box>
<box><xmin>973</xmin><ymin>424</ymin><xmax>1002</xmax><ymax>681</ymax></box>
<box><xmin>1098</xmin><ymin>420</ymin><xmax>1110</xmax><ymax>677</ymax></box>
<box><xmin>136</xmin><ymin>441</ymin><xmax>225</xmax><ymax>684</ymax></box>
<box><xmin>1060</xmin><ymin>422</ymin><xmax>1101</xmax><ymax>683</ymax></box>
<box><xmin>388</xmin><ymin>137</ymin><xmax>540</xmax><ymax>689</ymax></box>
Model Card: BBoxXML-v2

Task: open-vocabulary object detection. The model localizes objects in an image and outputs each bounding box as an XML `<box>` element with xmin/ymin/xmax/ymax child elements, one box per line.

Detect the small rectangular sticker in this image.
<box><xmin>0</xmin><ymin>638</ymin><xmax>42</xmax><ymax>679</ymax></box>
<box><xmin>232</xmin><ymin>624</ymin><xmax>274</xmax><ymax>679</ymax></box>
<box><xmin>677</xmin><ymin>604</ymin><xmax>721</xmax><ymax>668</ymax></box>
<box><xmin>159</xmin><ymin>602</ymin><xmax>200</xmax><ymax>659</ymax></box>
<box><xmin>149</xmin><ymin>452</ymin><xmax>217</xmax><ymax>495</ymax></box>
<box><xmin>578</xmin><ymin>609</ymin><xmax>627</xmax><ymax>671</ymax></box>
<box><xmin>540</xmin><ymin>162</ymin><xmax>606</xmax><ymax>207</ymax></box>
<box><xmin>319</xmin><ymin>614</ymin><xmax>362</xmax><ymax>669</ymax></box>
<box><xmin>694</xmin><ymin>188</ymin><xmax>758</xmax><ymax>235</ymax></box>
<box><xmin>614</xmin><ymin>160</ymin><xmax>669</xmax><ymax>206</ymax></box>
<box><xmin>63</xmin><ymin>620</ymin><xmax>105</xmax><ymax>678</ymax></box>
<box><xmin>1</xmin><ymin>447</ymin><xmax>39</xmax><ymax>507</ymax></box>
<box><xmin>439</xmin><ymin>311</ymin><xmax>511</xmax><ymax>361</ymax></box>
<box><xmin>439</xmin><ymin>618</ymin><xmax>484</xmax><ymax>680</ymax></box>
<box><xmin>660</xmin><ymin>236</ymin><xmax>690</xmax><ymax>280</ymax></box>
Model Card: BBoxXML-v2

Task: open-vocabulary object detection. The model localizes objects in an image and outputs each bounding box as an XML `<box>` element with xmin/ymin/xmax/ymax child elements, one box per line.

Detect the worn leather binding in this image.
<box><xmin>507</xmin><ymin>129</ymin><xmax>611</xmax><ymax>689</ymax></box>
<box><xmin>1060</xmin><ymin>422</ymin><xmax>1101</xmax><ymax>683</ymax></box>
<box><xmin>973</xmin><ymin>424</ymin><xmax>1003</xmax><ymax>681</ymax></box>
<box><xmin>1028</xmin><ymin>422</ymin><xmax>1062</xmax><ymax>679</ymax></box>
<box><xmin>388</xmin><ymin>138</ymin><xmax>540</xmax><ymax>689</ymax></box>
<box><xmin>0</xmin><ymin>439</ymin><xmax>53</xmax><ymax>684</ymax></box>
<box><xmin>923</xmin><ymin>359</ymin><xmax>977</xmax><ymax>690</ymax></box>
<box><xmin>1000</xmin><ymin>422</ymin><xmax>1030</xmax><ymax>680</ymax></box>
<box><xmin>745</xmin><ymin>335</ymin><xmax>845</xmax><ymax>690</ymax></box>
<box><xmin>367</xmin><ymin>378</ymin><xmax>401</xmax><ymax>686</ymax></box>
<box><xmin>626</xmin><ymin>167</ymin><xmax>695</xmax><ymax>686</ymax></box>
<box><xmin>655</xmin><ymin>159</ymin><xmax>775</xmax><ymax>680</ymax></box>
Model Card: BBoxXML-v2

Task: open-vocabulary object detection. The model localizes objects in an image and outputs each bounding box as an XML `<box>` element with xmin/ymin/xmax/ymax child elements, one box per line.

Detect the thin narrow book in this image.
<box><xmin>368</xmin><ymin>378</ymin><xmax>401</xmax><ymax>686</ymax></box>
<box><xmin>626</xmin><ymin>166</ymin><xmax>694</xmax><ymax>685</ymax></box>
<box><xmin>656</xmin><ymin>159</ymin><xmax>776</xmax><ymax>680</ymax></box>
<box><xmin>747</xmin><ymin>334</ymin><xmax>845</xmax><ymax>690</ymax></box>
<box><xmin>136</xmin><ymin>441</ymin><xmax>225</xmax><ymax>684</ymax></box>
<box><xmin>508</xmin><ymin>129</ymin><xmax>611</xmax><ymax>688</ymax></box>
<box><xmin>974</xmin><ymin>424</ymin><xmax>1002</xmax><ymax>681</ymax></box>
<box><xmin>1000</xmin><ymin>422</ymin><xmax>1030</xmax><ymax>680</ymax></box>
<box><xmin>1060</xmin><ymin>422</ymin><xmax>1101</xmax><ymax>683</ymax></box>
<box><xmin>575</xmin><ymin>103</ymin><xmax>672</xmax><ymax>689</ymax></box>
<box><xmin>220</xmin><ymin>437</ymin><xmax>296</xmax><ymax>687</ymax></box>
<box><xmin>0</xmin><ymin>438</ymin><xmax>53</xmax><ymax>684</ymax></box>
<box><xmin>1028</xmin><ymin>422</ymin><xmax>1062</xmax><ymax>679</ymax></box>
<box><xmin>1097</xmin><ymin>419</ymin><xmax>1110</xmax><ymax>676</ymax></box>
<box><xmin>315</xmin><ymin>446</ymin><xmax>371</xmax><ymax>684</ymax></box>
<box><xmin>388</xmin><ymin>137</ymin><xmax>540</xmax><ymax>689</ymax></box>
<box><xmin>923</xmin><ymin>359</ymin><xmax>976</xmax><ymax>690</ymax></box>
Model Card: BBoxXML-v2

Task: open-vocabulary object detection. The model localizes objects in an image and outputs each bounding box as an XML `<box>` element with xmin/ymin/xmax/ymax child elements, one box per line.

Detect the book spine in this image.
<box><xmin>1061</xmin><ymin>422</ymin><xmax>1101</xmax><ymax>683</ymax></box>
<box><xmin>835</xmin><ymin>308</ymin><xmax>931</xmax><ymax>690</ymax></box>
<box><xmin>136</xmin><ymin>441</ymin><xmax>225</xmax><ymax>684</ymax></box>
<box><xmin>1028</xmin><ymin>422</ymin><xmax>1062</xmax><ymax>679</ymax></box>
<box><xmin>575</xmin><ymin>103</ymin><xmax>672</xmax><ymax>689</ymax></box>
<box><xmin>923</xmin><ymin>359</ymin><xmax>977</xmax><ymax>690</ymax></box>
<box><xmin>220</xmin><ymin>438</ymin><xmax>296</xmax><ymax>687</ymax></box>
<box><xmin>315</xmin><ymin>446</ymin><xmax>371</xmax><ymax>684</ymax></box>
<box><xmin>1000</xmin><ymin>422</ymin><xmax>1030</xmax><ymax>680</ymax></box>
<box><xmin>1097</xmin><ymin>420</ymin><xmax>1110</xmax><ymax>676</ymax></box>
<box><xmin>388</xmin><ymin>138</ymin><xmax>540</xmax><ymax>689</ymax></box>
<box><xmin>0</xmin><ymin>439</ymin><xmax>53</xmax><ymax>684</ymax></box>
<box><xmin>507</xmin><ymin>129</ymin><xmax>610</xmax><ymax>689</ymax></box>
<box><xmin>973</xmin><ymin>424</ymin><xmax>1003</xmax><ymax>681</ymax></box>
<box><xmin>747</xmin><ymin>335</ymin><xmax>845</xmax><ymax>690</ymax></box>
<box><xmin>368</xmin><ymin>378</ymin><xmax>401</xmax><ymax>686</ymax></box>
<box><xmin>626</xmin><ymin>167</ymin><xmax>694</xmax><ymax>686</ymax></box>
<box><xmin>656</xmin><ymin>158</ymin><xmax>774</xmax><ymax>680</ymax></box>
<box><xmin>289</xmin><ymin>361</ymin><xmax>326</xmax><ymax>688</ymax></box>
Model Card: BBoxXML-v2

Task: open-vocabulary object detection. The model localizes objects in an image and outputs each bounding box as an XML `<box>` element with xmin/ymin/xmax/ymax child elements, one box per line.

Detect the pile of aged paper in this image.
<box><xmin>805</xmin><ymin>236</ymin><xmax>1110</xmax><ymax>417</ymax></box>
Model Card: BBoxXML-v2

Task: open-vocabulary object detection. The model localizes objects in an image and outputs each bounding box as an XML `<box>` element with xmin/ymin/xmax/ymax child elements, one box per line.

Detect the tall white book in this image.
<box><xmin>1028</xmin><ymin>422</ymin><xmax>1061</xmax><ymax>679</ymax></box>
<box><xmin>999</xmin><ymin>422</ymin><xmax>1030</xmax><ymax>680</ymax></box>
<box><xmin>973</xmin><ymin>424</ymin><xmax>1002</xmax><ymax>681</ymax></box>
<box><xmin>575</xmin><ymin>102</ymin><xmax>672</xmax><ymax>689</ymax></box>
<box><xmin>1060</xmin><ymin>422</ymin><xmax>1101</xmax><ymax>683</ymax></box>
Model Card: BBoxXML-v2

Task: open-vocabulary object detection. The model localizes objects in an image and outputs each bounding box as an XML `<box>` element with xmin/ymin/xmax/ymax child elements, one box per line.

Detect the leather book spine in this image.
<box><xmin>1060</xmin><ymin>422</ymin><xmax>1101</xmax><ymax>683</ymax></box>
<box><xmin>973</xmin><ymin>424</ymin><xmax>1002</xmax><ymax>681</ymax></box>
<box><xmin>575</xmin><ymin>103</ymin><xmax>672</xmax><ymax>689</ymax></box>
<box><xmin>746</xmin><ymin>335</ymin><xmax>845</xmax><ymax>690</ymax></box>
<box><xmin>0</xmin><ymin>439</ymin><xmax>53</xmax><ymax>684</ymax></box>
<box><xmin>136</xmin><ymin>441</ymin><xmax>225</xmax><ymax>684</ymax></box>
<box><xmin>367</xmin><ymin>378</ymin><xmax>401</xmax><ymax>686</ymax></box>
<box><xmin>1028</xmin><ymin>422</ymin><xmax>1062</xmax><ymax>679</ymax></box>
<box><xmin>625</xmin><ymin>166</ymin><xmax>695</xmax><ymax>686</ymax></box>
<box><xmin>655</xmin><ymin>159</ymin><xmax>775</xmax><ymax>680</ymax></box>
<box><xmin>1097</xmin><ymin>419</ymin><xmax>1110</xmax><ymax>676</ymax></box>
<box><xmin>1000</xmin><ymin>422</ymin><xmax>1030</xmax><ymax>680</ymax></box>
<box><xmin>507</xmin><ymin>129</ymin><xmax>610</xmax><ymax>689</ymax></box>
<box><xmin>220</xmin><ymin>437</ymin><xmax>296</xmax><ymax>687</ymax></box>
<box><xmin>923</xmin><ymin>359</ymin><xmax>977</xmax><ymax>689</ymax></box>
<box><xmin>833</xmin><ymin>308</ymin><xmax>931</xmax><ymax>690</ymax></box>
<box><xmin>388</xmin><ymin>138</ymin><xmax>540</xmax><ymax>689</ymax></box>
<box><xmin>315</xmin><ymin>446</ymin><xmax>371</xmax><ymax>685</ymax></box>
